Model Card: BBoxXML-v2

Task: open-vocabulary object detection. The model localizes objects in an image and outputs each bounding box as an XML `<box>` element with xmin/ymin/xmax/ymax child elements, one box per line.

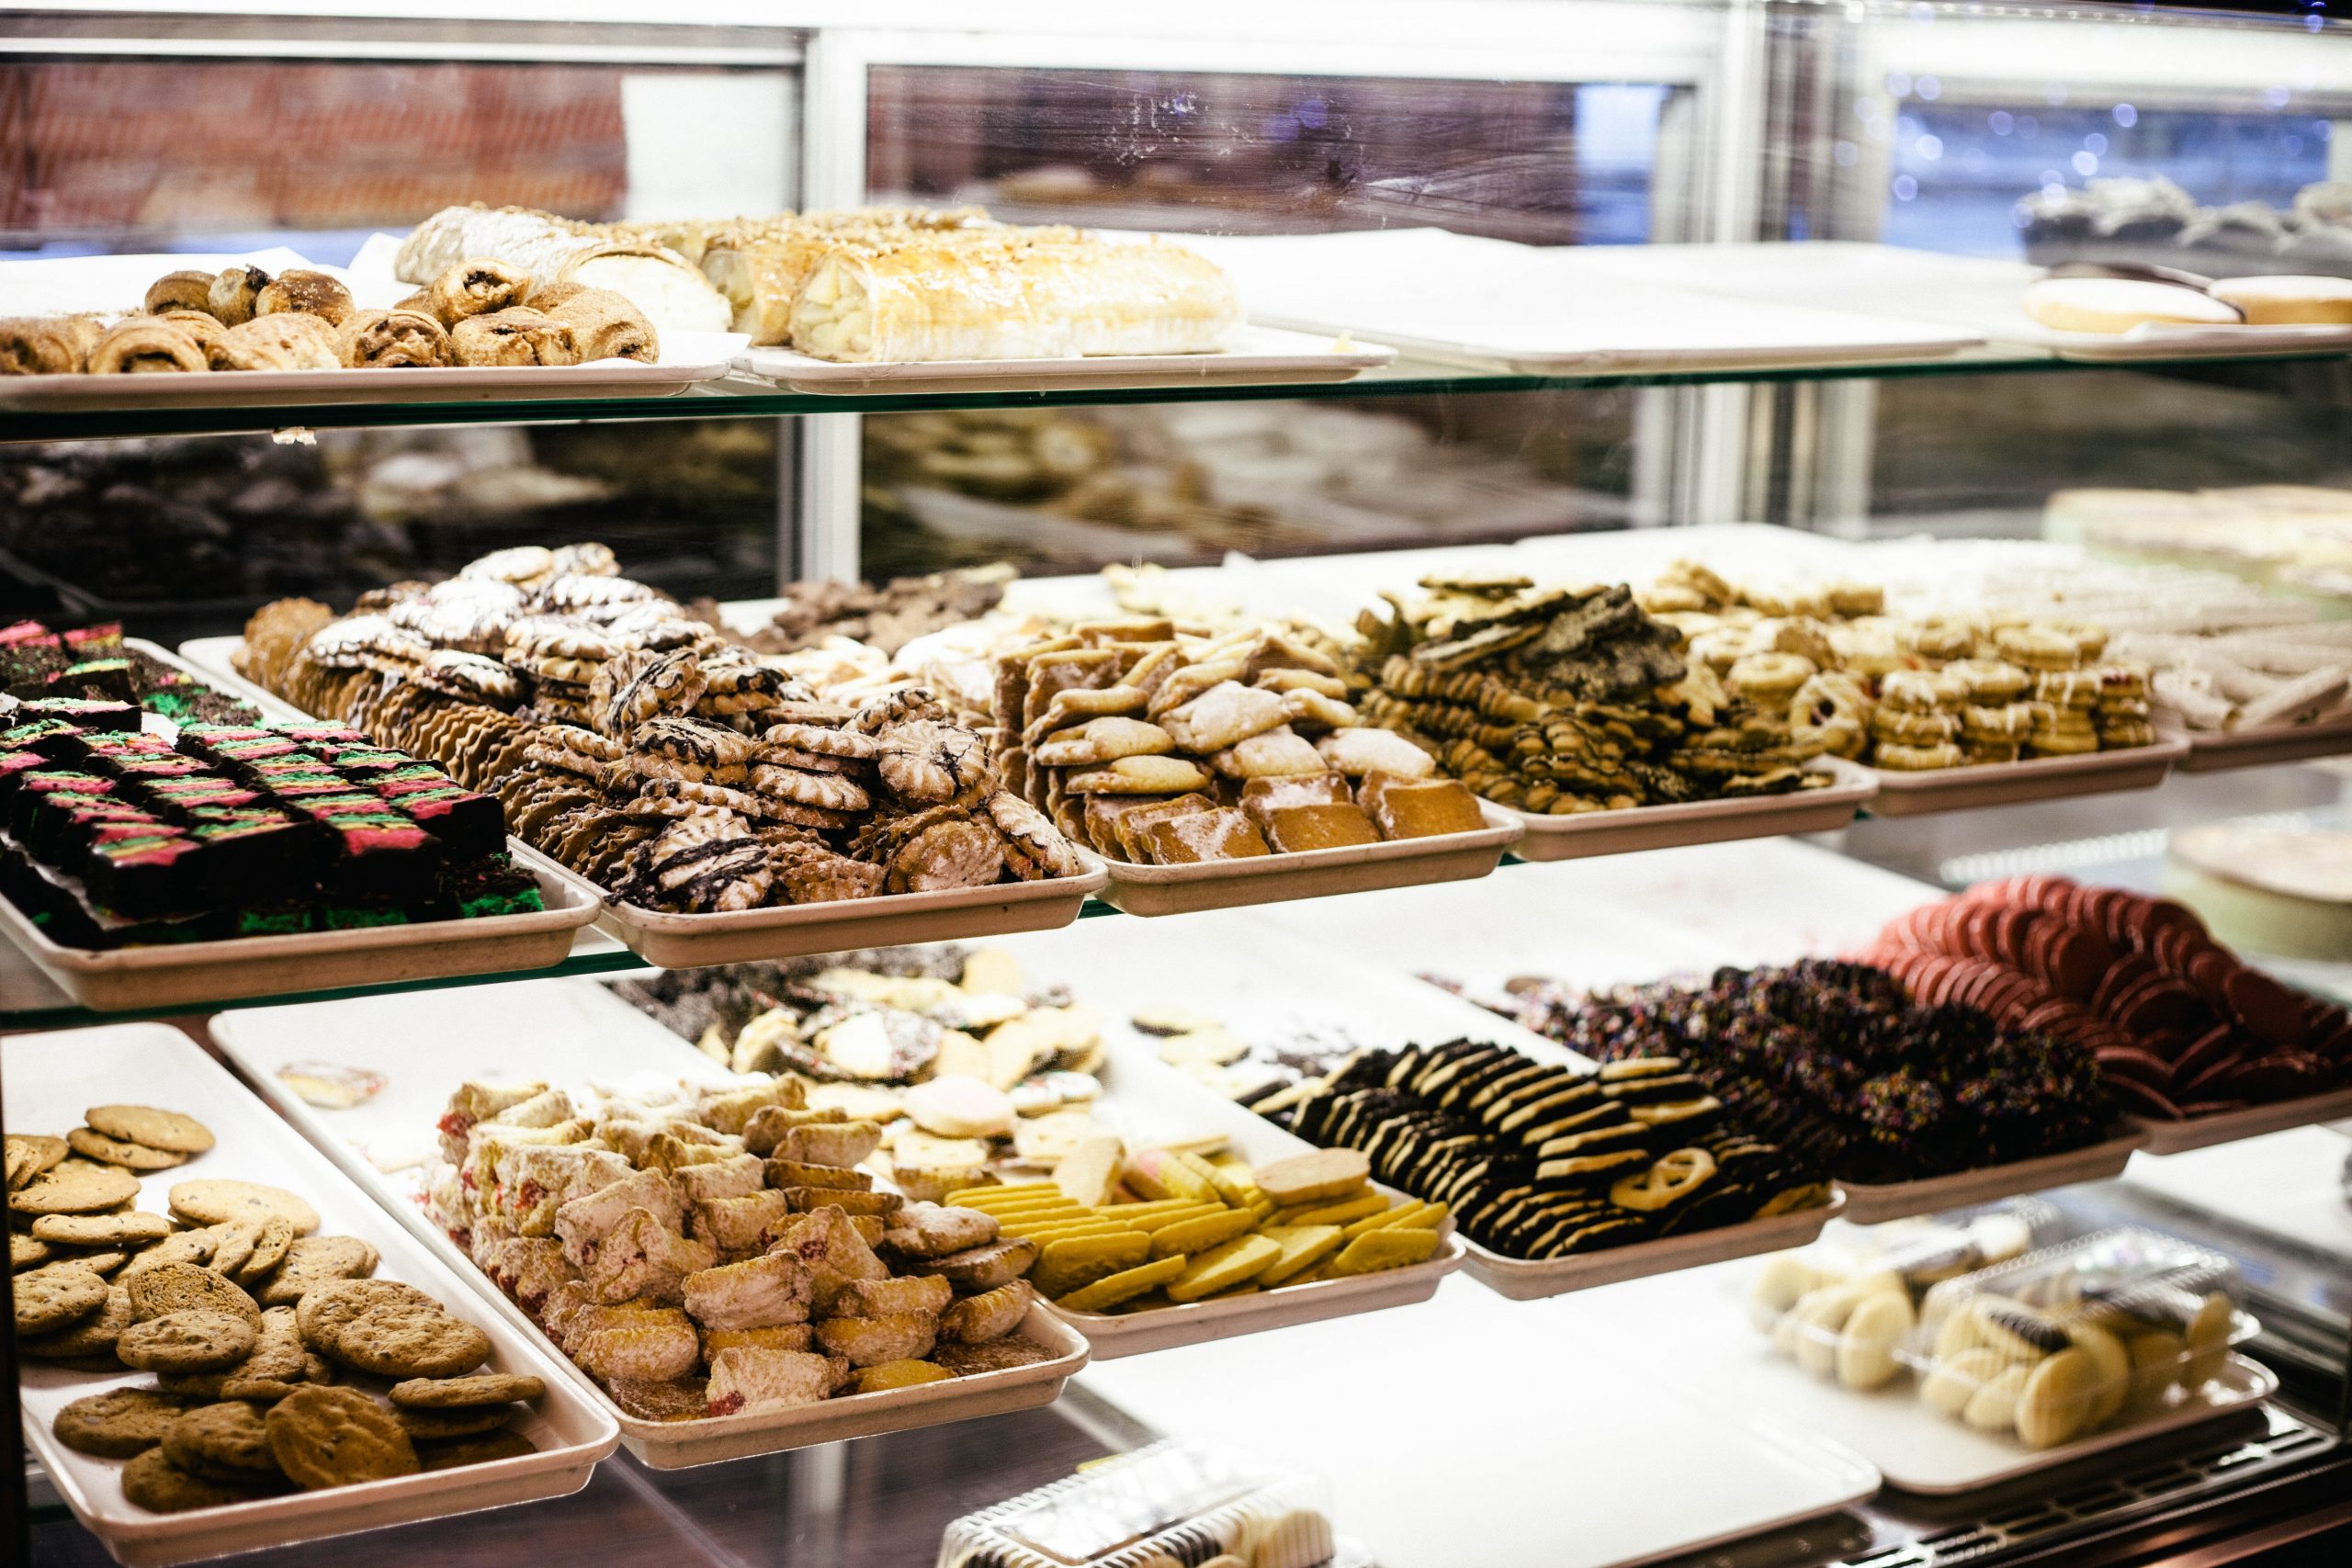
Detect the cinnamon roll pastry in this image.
<box><xmin>0</xmin><ymin>316</ymin><xmax>102</xmax><ymax>375</ymax></box>
<box><xmin>208</xmin><ymin>265</ymin><xmax>272</xmax><ymax>326</ymax></box>
<box><xmin>209</xmin><ymin>312</ymin><xmax>339</xmax><ymax>371</ymax></box>
<box><xmin>393</xmin><ymin>288</ymin><xmax>433</xmax><ymax>314</ymax></box>
<box><xmin>426</xmin><ymin>259</ymin><xmax>534</xmax><ymax>326</ymax></box>
<box><xmin>787</xmin><ymin>230</ymin><xmax>1238</xmax><ymax>362</ymax></box>
<box><xmin>256</xmin><ymin>268</ymin><xmax>356</xmax><ymax>327</ymax></box>
<box><xmin>339</xmin><ymin>308</ymin><xmax>453</xmax><ymax>368</ymax></box>
<box><xmin>87</xmin><ymin>317</ymin><xmax>209</xmax><ymax>374</ymax></box>
<box><xmin>145</xmin><ymin>270</ymin><xmax>218</xmax><ymax>316</ymax></box>
<box><xmin>540</xmin><ymin>286</ymin><xmax>658</xmax><ymax>363</ymax></box>
<box><xmin>158</xmin><ymin>310</ymin><xmax>226</xmax><ymax>356</ymax></box>
<box><xmin>449</xmin><ymin>308</ymin><xmax>576</xmax><ymax>367</ymax></box>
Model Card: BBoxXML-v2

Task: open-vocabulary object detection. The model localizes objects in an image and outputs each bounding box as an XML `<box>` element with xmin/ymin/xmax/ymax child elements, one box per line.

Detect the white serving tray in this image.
<box><xmin>1183</xmin><ymin>230</ymin><xmax>1984</xmax><ymax>374</ymax></box>
<box><xmin>173</xmin><ymin>638</ymin><xmax>307</xmax><ymax>716</ymax></box>
<box><xmin>7</xmin><ymin>1022</ymin><xmax>619</xmax><ymax>1567</ymax></box>
<box><xmin>1506</xmin><ymin>758</ymin><xmax>1877</xmax><ymax>863</ymax></box>
<box><xmin>0</xmin><ymin>334</ymin><xmax>747</xmax><ymax>412</ymax></box>
<box><xmin>730</xmin><ymin>323</ymin><xmax>1394</xmax><ymax>394</ymax></box>
<box><xmin>2160</xmin><ymin>713</ymin><xmax>2352</xmax><ymax>774</ymax></box>
<box><xmin>122</xmin><ymin>637</ymin><xmax>311</xmax><ymax>724</ymax></box>
<box><xmin>1860</xmin><ymin>738</ymin><xmax>2188</xmax><ymax>817</ymax></box>
<box><xmin>209</xmin><ymin>980</ymin><xmax>1091</xmax><ymax>1469</ymax></box>
<box><xmin>2134</xmin><ymin>1087</ymin><xmax>2352</xmax><ymax>1157</ymax></box>
<box><xmin>1533</xmin><ymin>241</ymin><xmax>2352</xmax><ymax>367</ymax></box>
<box><xmin>2123</xmin><ymin>1126</ymin><xmax>2352</xmax><ymax>1258</ymax></box>
<box><xmin>1663</xmin><ymin>1317</ymin><xmax>2275</xmax><ymax>1496</ymax></box>
<box><xmin>1835</xmin><ymin>1132</ymin><xmax>2151</xmax><ymax>1226</ymax></box>
<box><xmin>1090</xmin><ymin>799</ymin><xmax>1521</xmax><ymax>917</ymax></box>
<box><xmin>511</xmin><ymin>841</ymin><xmax>1108</xmax><ymax>968</ymax></box>
<box><xmin>0</xmin><ymin>849</ymin><xmax>597</xmax><ymax>1014</ymax></box>
<box><xmin>1078</xmin><ymin>1277</ymin><xmax>1883</xmax><ymax>1568</ymax></box>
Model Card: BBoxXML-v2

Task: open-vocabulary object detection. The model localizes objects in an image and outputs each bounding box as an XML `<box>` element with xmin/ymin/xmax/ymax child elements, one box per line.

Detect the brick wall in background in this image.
<box><xmin>0</xmin><ymin>62</ymin><xmax>629</xmax><ymax>243</ymax></box>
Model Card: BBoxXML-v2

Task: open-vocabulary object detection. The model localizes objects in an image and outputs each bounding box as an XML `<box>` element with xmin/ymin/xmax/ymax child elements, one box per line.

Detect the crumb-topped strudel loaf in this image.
<box><xmin>788</xmin><ymin>227</ymin><xmax>1238</xmax><ymax>364</ymax></box>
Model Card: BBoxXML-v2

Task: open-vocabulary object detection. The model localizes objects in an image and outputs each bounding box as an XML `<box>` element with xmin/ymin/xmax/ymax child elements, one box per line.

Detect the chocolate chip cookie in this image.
<box><xmin>52</xmin><ymin>1388</ymin><xmax>195</xmax><ymax>1458</ymax></box>
<box><xmin>21</xmin><ymin>1284</ymin><xmax>130</xmax><ymax>1361</ymax></box>
<box><xmin>10</xmin><ymin>1159</ymin><xmax>140</xmax><ymax>1215</ymax></box>
<box><xmin>5</xmin><ymin>1133</ymin><xmax>69</xmax><ymax>1190</ymax></box>
<box><xmin>294</xmin><ymin>1278</ymin><xmax>437</xmax><ymax>1351</ymax></box>
<box><xmin>65</xmin><ymin>1126</ymin><xmax>187</xmax><ymax>1172</ymax></box>
<box><xmin>416</xmin><ymin>1428</ymin><xmax>538</xmax><ymax>1471</ymax></box>
<box><xmin>85</xmin><ymin>1105</ymin><xmax>216</xmax><ymax>1156</ymax></box>
<box><xmin>118</xmin><ymin>1309</ymin><xmax>259</xmax><ymax>1373</ymax></box>
<box><xmin>388</xmin><ymin>1372</ymin><xmax>545</xmax><ymax>1409</ymax></box>
<box><xmin>264</xmin><ymin>1386</ymin><xmax>420</xmax><ymax>1489</ymax></box>
<box><xmin>121</xmin><ymin>1445</ymin><xmax>278</xmax><ymax>1513</ymax></box>
<box><xmin>256</xmin><ymin>1235</ymin><xmax>379</xmax><ymax>1307</ymax></box>
<box><xmin>31</xmin><ymin>1212</ymin><xmax>174</xmax><ymax>1248</ymax></box>
<box><xmin>163</xmin><ymin>1402</ymin><xmax>282</xmax><ymax>1481</ymax></box>
<box><xmin>168</xmin><ymin>1179</ymin><xmax>320</xmax><ymax>1235</ymax></box>
<box><xmin>391</xmin><ymin>1404</ymin><xmax>514</xmax><ymax>1440</ymax></box>
<box><xmin>126</xmin><ymin>1262</ymin><xmax>261</xmax><ymax>1327</ymax></box>
<box><xmin>13</xmin><ymin>1262</ymin><xmax>107</xmax><ymax>1335</ymax></box>
<box><xmin>331</xmin><ymin>1302</ymin><xmax>492</xmax><ymax>1381</ymax></box>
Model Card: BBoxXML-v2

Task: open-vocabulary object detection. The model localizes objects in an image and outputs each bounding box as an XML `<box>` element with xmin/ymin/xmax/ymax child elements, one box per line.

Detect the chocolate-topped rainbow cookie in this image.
<box><xmin>0</xmin><ymin>721</ymin><xmax>538</xmax><ymax>947</ymax></box>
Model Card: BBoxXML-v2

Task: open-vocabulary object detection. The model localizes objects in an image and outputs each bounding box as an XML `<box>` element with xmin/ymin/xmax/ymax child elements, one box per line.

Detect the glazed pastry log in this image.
<box><xmin>788</xmin><ymin>230</ymin><xmax>1239</xmax><ymax>363</ymax></box>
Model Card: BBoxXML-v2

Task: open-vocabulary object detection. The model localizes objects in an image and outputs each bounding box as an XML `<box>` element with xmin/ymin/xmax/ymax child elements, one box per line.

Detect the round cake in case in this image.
<box><xmin>2161</xmin><ymin>822</ymin><xmax>2352</xmax><ymax>962</ymax></box>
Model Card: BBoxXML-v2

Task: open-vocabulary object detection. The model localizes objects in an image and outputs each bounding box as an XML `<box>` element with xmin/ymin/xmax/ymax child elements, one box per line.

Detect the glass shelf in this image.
<box><xmin>14</xmin><ymin>342</ymin><xmax>2344</xmax><ymax>444</ymax></box>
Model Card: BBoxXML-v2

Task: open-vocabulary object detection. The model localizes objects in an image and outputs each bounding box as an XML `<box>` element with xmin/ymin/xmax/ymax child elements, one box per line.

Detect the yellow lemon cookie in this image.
<box><xmin>1165</xmin><ymin>1235</ymin><xmax>1283</xmax><ymax>1303</ymax></box>
<box><xmin>1055</xmin><ymin>1255</ymin><xmax>1188</xmax><ymax>1314</ymax></box>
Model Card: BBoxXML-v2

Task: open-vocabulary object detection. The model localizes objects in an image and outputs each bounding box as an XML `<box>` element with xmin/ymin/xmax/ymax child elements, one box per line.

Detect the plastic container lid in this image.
<box><xmin>939</xmin><ymin>1438</ymin><xmax>1357</xmax><ymax>1568</ymax></box>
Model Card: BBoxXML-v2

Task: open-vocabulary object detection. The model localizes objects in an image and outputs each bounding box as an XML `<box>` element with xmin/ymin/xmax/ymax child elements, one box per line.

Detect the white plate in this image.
<box><xmin>208</xmin><ymin>980</ymin><xmax>1091</xmax><ymax>1469</ymax></box>
<box><xmin>2160</xmin><ymin>714</ymin><xmax>2352</xmax><ymax>774</ymax></box>
<box><xmin>2124</xmin><ymin>1126</ymin><xmax>2352</xmax><ymax>1258</ymax></box>
<box><xmin>1836</xmin><ymin>1133</ymin><xmax>2151</xmax><ymax>1226</ymax></box>
<box><xmin>511</xmin><ymin>841</ymin><xmax>1110</xmax><ymax>968</ymax></box>
<box><xmin>2134</xmin><ymin>1086</ymin><xmax>2352</xmax><ymax>1156</ymax></box>
<box><xmin>7</xmin><ymin>1022</ymin><xmax>619</xmax><ymax>1567</ymax></box>
<box><xmin>729</xmin><ymin>324</ymin><xmax>1393</xmax><ymax>394</ymax></box>
<box><xmin>1077</xmin><ymin>1278</ymin><xmax>1882</xmax><ymax>1568</ymax></box>
<box><xmin>1860</xmin><ymin>738</ymin><xmax>2188</xmax><ymax>817</ymax></box>
<box><xmin>1182</xmin><ymin>230</ymin><xmax>1984</xmax><ymax>374</ymax></box>
<box><xmin>1091</xmin><ymin>800</ymin><xmax>1522</xmax><ymax>917</ymax></box>
<box><xmin>0</xmin><ymin>333</ymin><xmax>747</xmax><ymax>412</ymax></box>
<box><xmin>1659</xmin><ymin>1314</ymin><xmax>2274</xmax><ymax>1496</ymax></box>
<box><xmin>1507</xmin><ymin>759</ymin><xmax>1877</xmax><ymax>862</ymax></box>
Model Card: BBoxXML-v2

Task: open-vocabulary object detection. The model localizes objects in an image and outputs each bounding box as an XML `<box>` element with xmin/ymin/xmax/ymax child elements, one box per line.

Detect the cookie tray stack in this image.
<box><xmin>9</xmin><ymin>1023</ymin><xmax>618</xmax><ymax>1567</ymax></box>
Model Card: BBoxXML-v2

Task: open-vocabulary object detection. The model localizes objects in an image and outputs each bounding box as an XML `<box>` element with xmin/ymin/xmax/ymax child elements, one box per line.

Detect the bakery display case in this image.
<box><xmin>10</xmin><ymin>2</ymin><xmax>2352</xmax><ymax>1566</ymax></box>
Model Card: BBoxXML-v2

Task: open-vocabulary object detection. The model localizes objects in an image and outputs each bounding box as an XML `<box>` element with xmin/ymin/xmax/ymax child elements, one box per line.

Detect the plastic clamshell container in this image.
<box><xmin>1903</xmin><ymin>1227</ymin><xmax>2256</xmax><ymax>1452</ymax></box>
<box><xmin>1747</xmin><ymin>1198</ymin><xmax>2064</xmax><ymax>1355</ymax></box>
<box><xmin>1505</xmin><ymin>758</ymin><xmax>1877</xmax><ymax>863</ymax></box>
<box><xmin>1090</xmin><ymin>800</ymin><xmax>1521</xmax><ymax>917</ymax></box>
<box><xmin>1860</xmin><ymin>738</ymin><xmax>2187</xmax><ymax>817</ymax></box>
<box><xmin>938</xmin><ymin>1438</ymin><xmax>1363</xmax><ymax>1568</ymax></box>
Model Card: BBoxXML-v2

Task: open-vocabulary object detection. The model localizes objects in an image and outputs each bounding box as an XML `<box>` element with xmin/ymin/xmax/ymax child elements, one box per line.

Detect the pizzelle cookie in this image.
<box><xmin>85</xmin><ymin>1105</ymin><xmax>215</xmax><ymax>1156</ymax></box>
<box><xmin>264</xmin><ymin>1386</ymin><xmax>421</xmax><ymax>1488</ymax></box>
